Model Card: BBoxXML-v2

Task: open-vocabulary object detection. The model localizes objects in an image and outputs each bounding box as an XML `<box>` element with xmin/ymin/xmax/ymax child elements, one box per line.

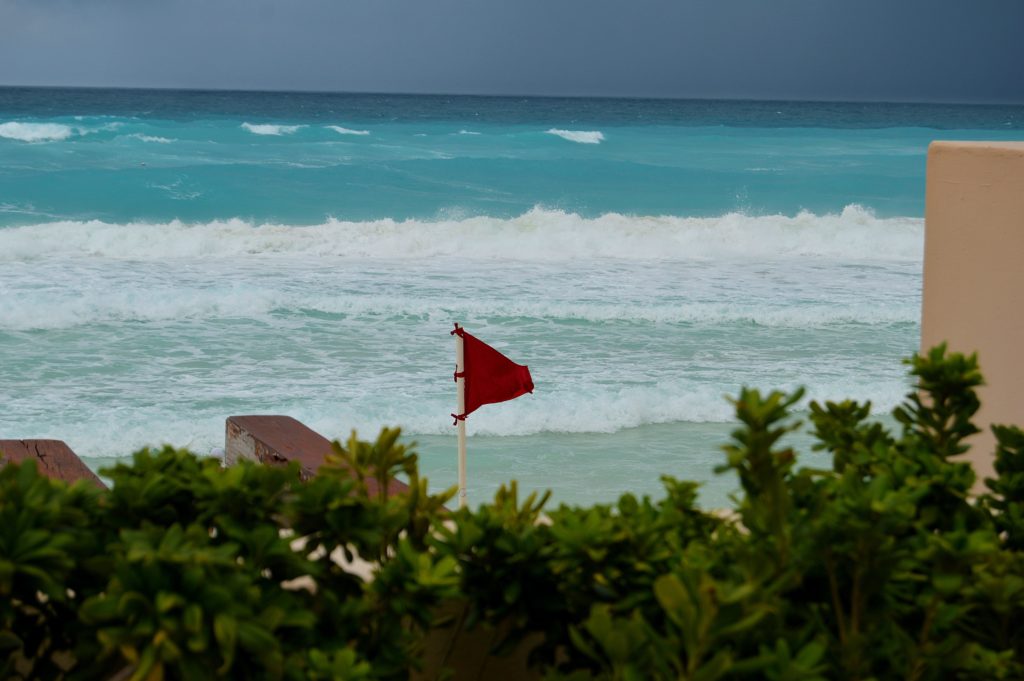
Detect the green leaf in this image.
<box><xmin>213</xmin><ymin>614</ymin><xmax>237</xmax><ymax>673</ymax></box>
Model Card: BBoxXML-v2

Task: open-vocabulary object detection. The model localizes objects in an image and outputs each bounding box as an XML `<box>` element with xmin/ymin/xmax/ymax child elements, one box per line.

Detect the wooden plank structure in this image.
<box><xmin>225</xmin><ymin>415</ymin><xmax>409</xmax><ymax>498</ymax></box>
<box><xmin>0</xmin><ymin>439</ymin><xmax>106</xmax><ymax>488</ymax></box>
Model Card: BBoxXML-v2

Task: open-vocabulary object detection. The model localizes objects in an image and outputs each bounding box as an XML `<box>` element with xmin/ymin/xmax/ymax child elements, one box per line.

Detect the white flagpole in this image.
<box><xmin>455</xmin><ymin>323</ymin><xmax>468</xmax><ymax>509</ymax></box>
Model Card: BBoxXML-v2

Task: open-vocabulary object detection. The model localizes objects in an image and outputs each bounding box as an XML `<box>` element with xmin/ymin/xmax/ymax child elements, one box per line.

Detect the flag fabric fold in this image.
<box><xmin>451</xmin><ymin>326</ymin><xmax>534</xmax><ymax>420</ymax></box>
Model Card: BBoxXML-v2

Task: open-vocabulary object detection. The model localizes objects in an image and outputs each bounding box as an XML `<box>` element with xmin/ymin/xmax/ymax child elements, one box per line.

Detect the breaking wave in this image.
<box><xmin>547</xmin><ymin>129</ymin><xmax>605</xmax><ymax>144</ymax></box>
<box><xmin>130</xmin><ymin>133</ymin><xmax>174</xmax><ymax>143</ymax></box>
<box><xmin>327</xmin><ymin>125</ymin><xmax>370</xmax><ymax>136</ymax></box>
<box><xmin>241</xmin><ymin>122</ymin><xmax>304</xmax><ymax>135</ymax></box>
<box><xmin>0</xmin><ymin>205</ymin><xmax>922</xmax><ymax>262</ymax></box>
<box><xmin>0</xmin><ymin>121</ymin><xmax>74</xmax><ymax>142</ymax></box>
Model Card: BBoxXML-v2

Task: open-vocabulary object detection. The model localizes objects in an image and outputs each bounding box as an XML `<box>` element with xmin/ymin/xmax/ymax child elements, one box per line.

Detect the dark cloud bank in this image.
<box><xmin>1</xmin><ymin>0</ymin><xmax>1022</xmax><ymax>103</ymax></box>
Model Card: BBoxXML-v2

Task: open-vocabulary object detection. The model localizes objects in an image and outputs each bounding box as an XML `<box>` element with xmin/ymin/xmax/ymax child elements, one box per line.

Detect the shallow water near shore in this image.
<box><xmin>415</xmin><ymin>422</ymin><xmax>743</xmax><ymax>509</ymax></box>
<box><xmin>2</xmin><ymin>89</ymin><xmax>1021</xmax><ymax>507</ymax></box>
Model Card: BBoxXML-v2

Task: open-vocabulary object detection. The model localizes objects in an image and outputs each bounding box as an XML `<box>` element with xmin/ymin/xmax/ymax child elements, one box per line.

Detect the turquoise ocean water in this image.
<box><xmin>2</xmin><ymin>88</ymin><xmax>1022</xmax><ymax>506</ymax></box>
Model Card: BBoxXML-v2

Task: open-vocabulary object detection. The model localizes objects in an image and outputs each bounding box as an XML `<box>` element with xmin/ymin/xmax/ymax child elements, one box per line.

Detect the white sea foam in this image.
<box><xmin>0</xmin><ymin>285</ymin><xmax>279</xmax><ymax>330</ymax></box>
<box><xmin>458</xmin><ymin>129</ymin><xmax>482</xmax><ymax>135</ymax></box>
<box><xmin>547</xmin><ymin>129</ymin><xmax>605</xmax><ymax>144</ymax></box>
<box><xmin>0</xmin><ymin>121</ymin><xmax>74</xmax><ymax>142</ymax></box>
<box><xmin>0</xmin><ymin>206</ymin><xmax>923</xmax><ymax>263</ymax></box>
<box><xmin>327</xmin><ymin>125</ymin><xmax>370</xmax><ymax>136</ymax></box>
<box><xmin>6</xmin><ymin>365</ymin><xmax>909</xmax><ymax>463</ymax></box>
<box><xmin>0</xmin><ymin>285</ymin><xmax>918</xmax><ymax>332</ymax></box>
<box><xmin>358</xmin><ymin>380</ymin><xmax>910</xmax><ymax>436</ymax></box>
<box><xmin>351</xmin><ymin>381</ymin><xmax>742</xmax><ymax>436</ymax></box>
<box><xmin>130</xmin><ymin>133</ymin><xmax>174</xmax><ymax>144</ymax></box>
<box><xmin>30</xmin><ymin>374</ymin><xmax>910</xmax><ymax>459</ymax></box>
<box><xmin>241</xmin><ymin>122</ymin><xmax>304</xmax><ymax>136</ymax></box>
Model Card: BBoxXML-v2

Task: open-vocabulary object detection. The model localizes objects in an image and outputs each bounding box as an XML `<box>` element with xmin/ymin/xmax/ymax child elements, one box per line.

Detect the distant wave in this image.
<box><xmin>241</xmin><ymin>122</ymin><xmax>304</xmax><ymax>136</ymax></box>
<box><xmin>458</xmin><ymin>129</ymin><xmax>482</xmax><ymax>136</ymax></box>
<box><xmin>130</xmin><ymin>133</ymin><xmax>174</xmax><ymax>144</ymax></box>
<box><xmin>0</xmin><ymin>205</ymin><xmax>923</xmax><ymax>263</ymax></box>
<box><xmin>0</xmin><ymin>121</ymin><xmax>74</xmax><ymax>142</ymax></box>
<box><xmin>547</xmin><ymin>128</ymin><xmax>604</xmax><ymax>144</ymax></box>
<box><xmin>327</xmin><ymin>125</ymin><xmax>370</xmax><ymax>136</ymax></box>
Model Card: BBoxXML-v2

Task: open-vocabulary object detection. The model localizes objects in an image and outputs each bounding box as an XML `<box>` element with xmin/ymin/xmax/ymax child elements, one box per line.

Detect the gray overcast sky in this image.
<box><xmin>1</xmin><ymin>0</ymin><xmax>1022</xmax><ymax>103</ymax></box>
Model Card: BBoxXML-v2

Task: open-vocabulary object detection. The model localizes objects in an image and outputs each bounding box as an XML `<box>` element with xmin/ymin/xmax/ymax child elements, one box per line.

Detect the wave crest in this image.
<box><xmin>130</xmin><ymin>133</ymin><xmax>174</xmax><ymax>143</ymax></box>
<box><xmin>0</xmin><ymin>121</ymin><xmax>74</xmax><ymax>142</ymax></box>
<box><xmin>547</xmin><ymin>129</ymin><xmax>604</xmax><ymax>144</ymax></box>
<box><xmin>0</xmin><ymin>206</ymin><xmax>923</xmax><ymax>262</ymax></box>
<box><xmin>327</xmin><ymin>125</ymin><xmax>370</xmax><ymax>136</ymax></box>
<box><xmin>241</xmin><ymin>122</ymin><xmax>304</xmax><ymax>136</ymax></box>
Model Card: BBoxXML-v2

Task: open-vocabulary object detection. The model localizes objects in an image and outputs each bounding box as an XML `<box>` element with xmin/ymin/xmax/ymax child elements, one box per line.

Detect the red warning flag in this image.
<box><xmin>451</xmin><ymin>326</ymin><xmax>534</xmax><ymax>420</ymax></box>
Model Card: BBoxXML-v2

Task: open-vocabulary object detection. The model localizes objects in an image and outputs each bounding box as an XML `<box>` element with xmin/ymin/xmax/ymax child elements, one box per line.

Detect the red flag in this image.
<box><xmin>452</xmin><ymin>326</ymin><xmax>534</xmax><ymax>421</ymax></box>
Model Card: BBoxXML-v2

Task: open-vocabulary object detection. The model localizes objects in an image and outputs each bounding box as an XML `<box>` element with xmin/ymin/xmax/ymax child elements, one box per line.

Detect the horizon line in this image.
<box><xmin>1</xmin><ymin>83</ymin><xmax>1021</xmax><ymax>108</ymax></box>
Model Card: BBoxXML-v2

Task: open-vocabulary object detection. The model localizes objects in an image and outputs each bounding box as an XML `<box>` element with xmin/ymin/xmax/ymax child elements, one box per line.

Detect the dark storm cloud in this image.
<box><xmin>0</xmin><ymin>0</ymin><xmax>1021</xmax><ymax>102</ymax></box>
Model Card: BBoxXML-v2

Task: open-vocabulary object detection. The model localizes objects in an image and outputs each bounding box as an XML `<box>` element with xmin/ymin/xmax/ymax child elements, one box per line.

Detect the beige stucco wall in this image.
<box><xmin>922</xmin><ymin>141</ymin><xmax>1024</xmax><ymax>483</ymax></box>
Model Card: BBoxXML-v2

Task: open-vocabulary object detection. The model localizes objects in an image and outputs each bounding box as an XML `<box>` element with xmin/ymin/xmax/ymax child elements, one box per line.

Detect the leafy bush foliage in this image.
<box><xmin>2</xmin><ymin>345</ymin><xmax>1023</xmax><ymax>680</ymax></box>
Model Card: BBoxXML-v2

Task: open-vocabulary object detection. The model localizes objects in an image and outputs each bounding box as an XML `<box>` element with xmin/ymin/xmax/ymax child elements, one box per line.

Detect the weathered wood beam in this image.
<box><xmin>225</xmin><ymin>415</ymin><xmax>409</xmax><ymax>498</ymax></box>
<box><xmin>0</xmin><ymin>439</ymin><xmax>106</xmax><ymax>488</ymax></box>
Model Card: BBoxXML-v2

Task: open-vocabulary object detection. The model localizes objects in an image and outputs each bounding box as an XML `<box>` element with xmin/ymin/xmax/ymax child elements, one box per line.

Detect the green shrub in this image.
<box><xmin>546</xmin><ymin>346</ymin><xmax>1024</xmax><ymax>680</ymax></box>
<box><xmin>1</xmin><ymin>345</ymin><xmax>1023</xmax><ymax>680</ymax></box>
<box><xmin>1</xmin><ymin>430</ymin><xmax>457</xmax><ymax>681</ymax></box>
